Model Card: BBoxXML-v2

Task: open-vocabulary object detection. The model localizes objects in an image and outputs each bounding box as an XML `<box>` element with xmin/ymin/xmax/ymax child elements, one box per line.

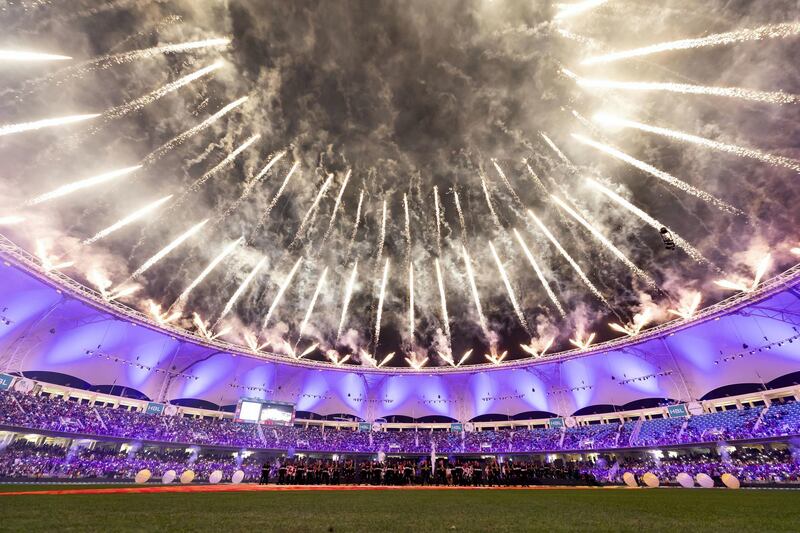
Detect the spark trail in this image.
<box><xmin>263</xmin><ymin>257</ymin><xmax>303</xmax><ymax>328</ymax></box>
<box><xmin>171</xmin><ymin>237</ymin><xmax>242</xmax><ymax>311</ymax></box>
<box><xmin>345</xmin><ymin>189</ymin><xmax>365</xmax><ymax>260</ymax></box>
<box><xmin>0</xmin><ymin>50</ymin><xmax>71</xmax><ymax>61</ymax></box>
<box><xmin>513</xmin><ymin>228</ymin><xmax>566</xmax><ymax>318</ymax></box>
<box><xmin>217</xmin><ymin>256</ymin><xmax>267</xmax><ymax>322</ymax></box>
<box><xmin>492</xmin><ymin>160</ymin><xmax>523</xmax><ymax>206</ymax></box>
<box><xmin>461</xmin><ymin>244</ymin><xmax>491</xmax><ymax>341</ymax></box>
<box><xmin>489</xmin><ymin>241</ymin><xmax>529</xmax><ymax>332</ymax></box>
<box><xmin>83</xmin><ymin>38</ymin><xmax>231</xmax><ymax>70</ymax></box>
<box><xmin>582</xmin><ymin>22</ymin><xmax>800</xmax><ymax>65</ymax></box>
<box><xmin>586</xmin><ymin>178</ymin><xmax>711</xmax><ymax>265</ymax></box>
<box><xmin>374</xmin><ymin>258</ymin><xmax>391</xmax><ymax>348</ymax></box>
<box><xmin>540</xmin><ymin>132</ymin><xmax>571</xmax><ymax>166</ymax></box>
<box><xmin>528</xmin><ymin>211</ymin><xmax>611</xmax><ymax>307</ymax></box>
<box><xmin>568</xmin><ymin>74</ymin><xmax>800</xmax><ymax>105</ymax></box>
<box><xmin>337</xmin><ymin>260</ymin><xmax>359</xmax><ymax>340</ymax></box>
<box><xmin>572</xmin><ymin>134</ymin><xmax>741</xmax><ymax>214</ymax></box>
<box><xmin>408</xmin><ymin>263</ymin><xmax>415</xmax><ymax>340</ymax></box>
<box><xmin>375</xmin><ymin>199</ymin><xmax>388</xmax><ymax>267</ymax></box>
<box><xmin>27</xmin><ymin>166</ymin><xmax>141</xmax><ymax>205</ymax></box>
<box><xmin>321</xmin><ymin>170</ymin><xmax>352</xmax><ymax>245</ymax></box>
<box><xmin>523</xmin><ymin>161</ymin><xmax>550</xmax><ymax>196</ymax></box>
<box><xmin>0</xmin><ymin>113</ymin><xmax>98</xmax><ymax>137</ymax></box>
<box><xmin>552</xmin><ymin>195</ymin><xmax>657</xmax><ymax>288</ymax></box>
<box><xmin>403</xmin><ymin>193</ymin><xmax>412</xmax><ymax>261</ymax></box>
<box><xmin>433</xmin><ymin>186</ymin><xmax>443</xmax><ymax>255</ymax></box>
<box><xmin>104</xmin><ymin>62</ymin><xmax>222</xmax><ymax>120</ymax></box>
<box><xmin>83</xmin><ymin>195</ymin><xmax>172</xmax><ymax>244</ymax></box>
<box><xmin>292</xmin><ymin>173</ymin><xmax>334</xmax><ymax>245</ymax></box>
<box><xmin>297</xmin><ymin>267</ymin><xmax>328</xmax><ymax>339</ymax></box>
<box><xmin>251</xmin><ymin>161</ymin><xmax>299</xmax><ymax>242</ymax></box>
<box><xmin>453</xmin><ymin>189</ymin><xmax>467</xmax><ymax>240</ymax></box>
<box><xmin>434</xmin><ymin>258</ymin><xmax>451</xmax><ymax>341</ymax></box>
<box><xmin>211</xmin><ymin>150</ymin><xmax>286</xmax><ymax>229</ymax></box>
<box><xmin>127</xmin><ymin>219</ymin><xmax>208</xmax><ymax>281</ymax></box>
<box><xmin>141</xmin><ymin>97</ymin><xmax>248</xmax><ymax>166</ymax></box>
<box><xmin>595</xmin><ymin>112</ymin><xmax>800</xmax><ymax>173</ymax></box>
<box><xmin>479</xmin><ymin>174</ymin><xmax>503</xmax><ymax>230</ymax></box>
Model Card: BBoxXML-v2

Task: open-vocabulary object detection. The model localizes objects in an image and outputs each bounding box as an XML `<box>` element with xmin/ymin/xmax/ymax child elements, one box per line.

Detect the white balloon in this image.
<box><xmin>721</xmin><ymin>473</ymin><xmax>740</xmax><ymax>489</ymax></box>
<box><xmin>623</xmin><ymin>472</ymin><xmax>638</xmax><ymax>488</ymax></box>
<box><xmin>696</xmin><ymin>473</ymin><xmax>714</xmax><ymax>488</ymax></box>
<box><xmin>135</xmin><ymin>469</ymin><xmax>152</xmax><ymax>484</ymax></box>
<box><xmin>642</xmin><ymin>472</ymin><xmax>660</xmax><ymax>488</ymax></box>
<box><xmin>676</xmin><ymin>472</ymin><xmax>694</xmax><ymax>488</ymax></box>
<box><xmin>209</xmin><ymin>470</ymin><xmax>223</xmax><ymax>484</ymax></box>
<box><xmin>162</xmin><ymin>470</ymin><xmax>176</xmax><ymax>484</ymax></box>
<box><xmin>180</xmin><ymin>470</ymin><xmax>195</xmax><ymax>484</ymax></box>
<box><xmin>231</xmin><ymin>470</ymin><xmax>245</xmax><ymax>484</ymax></box>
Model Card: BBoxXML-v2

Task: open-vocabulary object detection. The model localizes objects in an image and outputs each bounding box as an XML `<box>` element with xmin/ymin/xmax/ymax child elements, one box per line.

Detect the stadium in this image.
<box><xmin>1</xmin><ymin>1</ymin><xmax>800</xmax><ymax>531</ymax></box>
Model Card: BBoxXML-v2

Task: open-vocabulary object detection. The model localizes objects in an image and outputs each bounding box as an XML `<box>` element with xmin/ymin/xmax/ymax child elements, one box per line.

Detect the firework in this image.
<box><xmin>552</xmin><ymin>195</ymin><xmax>657</xmax><ymax>288</ymax></box>
<box><xmin>433</xmin><ymin>186</ymin><xmax>443</xmax><ymax>254</ymax></box>
<box><xmin>461</xmin><ymin>244</ymin><xmax>491</xmax><ymax>341</ymax></box>
<box><xmin>587</xmin><ymin>178</ymin><xmax>710</xmax><ymax>265</ymax></box>
<box><xmin>251</xmin><ymin>161</ymin><xmax>299</xmax><ymax>241</ymax></box>
<box><xmin>403</xmin><ymin>193</ymin><xmax>412</xmax><ymax>260</ymax></box>
<box><xmin>212</xmin><ymin>150</ymin><xmax>286</xmax><ymax>228</ymax></box>
<box><xmin>293</xmin><ymin>173</ymin><xmax>334</xmax><ymax>243</ymax></box>
<box><xmin>83</xmin><ymin>195</ymin><xmax>172</xmax><ymax>244</ymax></box>
<box><xmin>297</xmin><ymin>267</ymin><xmax>328</xmax><ymax>339</ymax></box>
<box><xmin>520</xmin><ymin>338</ymin><xmax>554</xmax><ymax>358</ymax></box>
<box><xmin>89</xmin><ymin>38</ymin><xmax>231</xmax><ymax>69</ymax></box>
<box><xmin>0</xmin><ymin>216</ymin><xmax>25</xmax><ymax>226</ymax></box>
<box><xmin>337</xmin><ymin>260</ymin><xmax>359</xmax><ymax>340</ymax></box>
<box><xmin>35</xmin><ymin>240</ymin><xmax>73</xmax><ymax>271</ymax></box>
<box><xmin>184</xmin><ymin>134</ymin><xmax>262</xmax><ymax>199</ymax></box>
<box><xmin>434</xmin><ymin>258</ymin><xmax>452</xmax><ymax>341</ymax></box>
<box><xmin>453</xmin><ymin>188</ymin><xmax>467</xmax><ymax>239</ymax></box>
<box><xmin>375</xmin><ymin>199</ymin><xmax>388</xmax><ymax>266</ymax></box>
<box><xmin>489</xmin><ymin>241</ymin><xmax>530</xmax><ymax>332</ymax></box>
<box><xmin>346</xmin><ymin>189</ymin><xmax>365</xmax><ymax>259</ymax></box>
<box><xmin>263</xmin><ymin>257</ymin><xmax>303</xmax><ymax>328</ymax></box>
<box><xmin>479</xmin><ymin>173</ymin><xmax>503</xmax><ymax>230</ymax></box>
<box><xmin>359</xmin><ymin>349</ymin><xmax>394</xmax><ymax>368</ymax></box>
<box><xmin>668</xmin><ymin>292</ymin><xmax>702</xmax><ymax>319</ymax></box>
<box><xmin>513</xmin><ymin>228</ymin><xmax>566</xmax><ymax>318</ymax></box>
<box><xmin>0</xmin><ymin>50</ymin><xmax>72</xmax><ymax>62</ymax></box>
<box><xmin>485</xmin><ymin>351</ymin><xmax>508</xmax><ymax>365</ymax></box>
<box><xmin>569</xmin><ymin>332</ymin><xmax>596</xmax><ymax>350</ymax></box>
<box><xmin>171</xmin><ymin>237</ymin><xmax>242</xmax><ymax>310</ymax></box>
<box><xmin>555</xmin><ymin>0</ymin><xmax>608</xmax><ymax>20</ymax></box>
<box><xmin>407</xmin><ymin>262</ymin><xmax>415</xmax><ymax>340</ymax></box>
<box><xmin>27</xmin><ymin>165</ymin><xmax>141</xmax><ymax>206</ymax></box>
<box><xmin>522</xmin><ymin>161</ymin><xmax>550</xmax><ymax>197</ymax></box>
<box><xmin>373</xmin><ymin>258</ymin><xmax>391</xmax><ymax>348</ymax></box>
<box><xmin>218</xmin><ymin>256</ymin><xmax>267</xmax><ymax>322</ymax></box>
<box><xmin>147</xmin><ymin>301</ymin><xmax>181</xmax><ymax>325</ymax></box>
<box><xmin>492</xmin><ymin>159</ymin><xmax>523</xmax><ymax>205</ymax></box>
<box><xmin>540</xmin><ymin>132</ymin><xmax>571</xmax><ymax>166</ymax></box>
<box><xmin>572</xmin><ymin>134</ymin><xmax>740</xmax><ymax>214</ymax></box>
<box><xmin>715</xmin><ymin>254</ymin><xmax>771</xmax><ymax>293</ymax></box>
<box><xmin>0</xmin><ymin>113</ymin><xmax>98</xmax><ymax>137</ymax></box>
<box><xmin>569</xmin><ymin>73</ymin><xmax>799</xmax><ymax>105</ymax></box>
<box><xmin>105</xmin><ymin>62</ymin><xmax>222</xmax><ymax>120</ymax></box>
<box><xmin>127</xmin><ymin>219</ymin><xmax>208</xmax><ymax>281</ymax></box>
<box><xmin>142</xmin><ymin>97</ymin><xmax>248</xmax><ymax>165</ymax></box>
<box><xmin>193</xmin><ymin>313</ymin><xmax>230</xmax><ymax>341</ymax></box>
<box><xmin>595</xmin><ymin>112</ymin><xmax>800</xmax><ymax>173</ymax></box>
<box><xmin>405</xmin><ymin>352</ymin><xmax>429</xmax><ymax>370</ymax></box>
<box><xmin>321</xmin><ymin>169</ymin><xmax>352</xmax><ymax>245</ymax></box>
<box><xmin>528</xmin><ymin>211</ymin><xmax>610</xmax><ymax>307</ymax></box>
<box><xmin>582</xmin><ymin>22</ymin><xmax>800</xmax><ymax>65</ymax></box>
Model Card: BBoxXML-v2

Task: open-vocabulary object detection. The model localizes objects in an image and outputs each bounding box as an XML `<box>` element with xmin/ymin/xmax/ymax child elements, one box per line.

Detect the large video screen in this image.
<box><xmin>235</xmin><ymin>399</ymin><xmax>295</xmax><ymax>425</ymax></box>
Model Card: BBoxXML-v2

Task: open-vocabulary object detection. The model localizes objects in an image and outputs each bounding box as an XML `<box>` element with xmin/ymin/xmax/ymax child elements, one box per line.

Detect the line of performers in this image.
<box><xmin>261</xmin><ymin>458</ymin><xmax>598</xmax><ymax>486</ymax></box>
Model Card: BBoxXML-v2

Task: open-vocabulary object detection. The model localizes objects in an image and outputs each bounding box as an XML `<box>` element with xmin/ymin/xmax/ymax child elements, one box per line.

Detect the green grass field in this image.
<box><xmin>0</xmin><ymin>486</ymin><xmax>798</xmax><ymax>532</ymax></box>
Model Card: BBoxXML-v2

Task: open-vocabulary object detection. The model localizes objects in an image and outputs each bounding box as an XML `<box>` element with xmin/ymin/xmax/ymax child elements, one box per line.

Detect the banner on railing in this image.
<box><xmin>145</xmin><ymin>402</ymin><xmax>166</xmax><ymax>416</ymax></box>
<box><xmin>0</xmin><ymin>373</ymin><xmax>14</xmax><ymax>391</ymax></box>
<box><xmin>667</xmin><ymin>404</ymin><xmax>689</xmax><ymax>418</ymax></box>
<box><xmin>548</xmin><ymin>417</ymin><xmax>565</xmax><ymax>429</ymax></box>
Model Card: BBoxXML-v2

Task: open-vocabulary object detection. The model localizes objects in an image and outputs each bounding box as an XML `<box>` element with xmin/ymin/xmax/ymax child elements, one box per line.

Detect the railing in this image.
<box><xmin>2</xmin><ymin>232</ymin><xmax>800</xmax><ymax>374</ymax></box>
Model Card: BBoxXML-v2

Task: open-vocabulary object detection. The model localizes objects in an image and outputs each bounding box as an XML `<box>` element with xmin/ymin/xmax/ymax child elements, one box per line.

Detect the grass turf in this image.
<box><xmin>0</xmin><ymin>486</ymin><xmax>798</xmax><ymax>532</ymax></box>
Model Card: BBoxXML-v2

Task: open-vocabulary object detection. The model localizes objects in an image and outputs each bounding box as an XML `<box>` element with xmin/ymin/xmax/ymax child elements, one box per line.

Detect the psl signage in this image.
<box><xmin>548</xmin><ymin>417</ymin><xmax>565</xmax><ymax>429</ymax></box>
<box><xmin>667</xmin><ymin>404</ymin><xmax>689</xmax><ymax>418</ymax></box>
<box><xmin>0</xmin><ymin>373</ymin><xmax>14</xmax><ymax>391</ymax></box>
<box><xmin>145</xmin><ymin>402</ymin><xmax>166</xmax><ymax>416</ymax></box>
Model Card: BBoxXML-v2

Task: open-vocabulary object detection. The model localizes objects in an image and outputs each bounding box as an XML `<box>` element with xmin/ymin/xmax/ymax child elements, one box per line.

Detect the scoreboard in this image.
<box><xmin>235</xmin><ymin>398</ymin><xmax>295</xmax><ymax>426</ymax></box>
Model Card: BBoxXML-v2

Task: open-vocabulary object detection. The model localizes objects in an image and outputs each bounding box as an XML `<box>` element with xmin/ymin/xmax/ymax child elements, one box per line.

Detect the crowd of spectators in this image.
<box><xmin>2</xmin><ymin>390</ymin><xmax>800</xmax><ymax>455</ymax></box>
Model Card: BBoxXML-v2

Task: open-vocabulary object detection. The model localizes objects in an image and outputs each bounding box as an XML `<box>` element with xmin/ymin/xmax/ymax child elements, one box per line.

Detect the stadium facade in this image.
<box><xmin>2</xmin><ymin>235</ymin><xmax>800</xmax><ymax>423</ymax></box>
